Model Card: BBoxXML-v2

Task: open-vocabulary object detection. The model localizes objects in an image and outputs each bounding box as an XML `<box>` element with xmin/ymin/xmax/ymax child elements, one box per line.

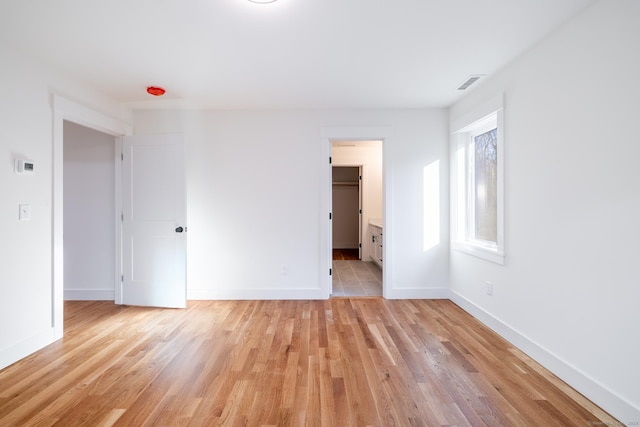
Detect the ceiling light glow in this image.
<box><xmin>248</xmin><ymin>0</ymin><xmax>277</xmax><ymax>3</ymax></box>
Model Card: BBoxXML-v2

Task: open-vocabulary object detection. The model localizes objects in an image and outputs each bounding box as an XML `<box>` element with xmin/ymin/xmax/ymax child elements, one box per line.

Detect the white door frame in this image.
<box><xmin>52</xmin><ymin>95</ymin><xmax>132</xmax><ymax>338</ymax></box>
<box><xmin>358</xmin><ymin>165</ymin><xmax>363</xmax><ymax>260</ymax></box>
<box><xmin>320</xmin><ymin>126</ymin><xmax>392</xmax><ymax>299</ymax></box>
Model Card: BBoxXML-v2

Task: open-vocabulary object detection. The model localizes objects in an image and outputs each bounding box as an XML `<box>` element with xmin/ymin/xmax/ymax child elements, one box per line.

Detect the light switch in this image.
<box><xmin>19</xmin><ymin>204</ymin><xmax>31</xmax><ymax>221</ymax></box>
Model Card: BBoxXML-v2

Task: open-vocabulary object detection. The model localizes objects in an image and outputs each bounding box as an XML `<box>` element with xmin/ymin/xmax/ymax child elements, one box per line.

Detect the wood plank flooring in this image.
<box><xmin>0</xmin><ymin>299</ymin><xmax>619</xmax><ymax>426</ymax></box>
<box><xmin>332</xmin><ymin>249</ymin><xmax>359</xmax><ymax>260</ymax></box>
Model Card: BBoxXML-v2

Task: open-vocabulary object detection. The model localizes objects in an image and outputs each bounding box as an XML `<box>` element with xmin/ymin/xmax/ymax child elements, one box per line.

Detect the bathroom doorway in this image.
<box><xmin>331</xmin><ymin>141</ymin><xmax>383</xmax><ymax>297</ymax></box>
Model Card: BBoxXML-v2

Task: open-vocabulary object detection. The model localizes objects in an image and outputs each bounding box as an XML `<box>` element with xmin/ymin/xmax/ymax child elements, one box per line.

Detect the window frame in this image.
<box><xmin>452</xmin><ymin>102</ymin><xmax>505</xmax><ymax>265</ymax></box>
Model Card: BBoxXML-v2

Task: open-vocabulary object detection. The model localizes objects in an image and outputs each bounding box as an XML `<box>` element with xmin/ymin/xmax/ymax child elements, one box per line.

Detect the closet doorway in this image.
<box><xmin>332</xmin><ymin>166</ymin><xmax>361</xmax><ymax>260</ymax></box>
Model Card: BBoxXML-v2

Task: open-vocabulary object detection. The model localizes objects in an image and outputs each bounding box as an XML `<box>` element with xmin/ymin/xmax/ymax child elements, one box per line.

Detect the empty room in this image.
<box><xmin>0</xmin><ymin>0</ymin><xmax>638</xmax><ymax>425</ymax></box>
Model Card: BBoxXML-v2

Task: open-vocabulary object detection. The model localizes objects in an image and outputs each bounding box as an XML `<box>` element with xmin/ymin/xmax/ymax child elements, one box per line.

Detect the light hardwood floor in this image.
<box><xmin>0</xmin><ymin>299</ymin><xmax>619</xmax><ymax>426</ymax></box>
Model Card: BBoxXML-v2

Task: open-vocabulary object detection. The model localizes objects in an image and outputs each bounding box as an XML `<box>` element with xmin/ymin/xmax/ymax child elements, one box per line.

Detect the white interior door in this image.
<box><xmin>122</xmin><ymin>134</ymin><xmax>186</xmax><ymax>308</ymax></box>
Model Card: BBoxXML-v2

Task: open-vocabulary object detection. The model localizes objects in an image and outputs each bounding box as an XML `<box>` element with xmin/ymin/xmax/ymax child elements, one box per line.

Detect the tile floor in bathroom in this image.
<box><xmin>331</xmin><ymin>256</ymin><xmax>382</xmax><ymax>297</ymax></box>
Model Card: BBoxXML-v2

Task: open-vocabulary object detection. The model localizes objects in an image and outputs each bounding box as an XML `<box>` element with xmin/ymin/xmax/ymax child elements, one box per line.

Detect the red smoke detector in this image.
<box><xmin>146</xmin><ymin>86</ymin><xmax>166</xmax><ymax>96</ymax></box>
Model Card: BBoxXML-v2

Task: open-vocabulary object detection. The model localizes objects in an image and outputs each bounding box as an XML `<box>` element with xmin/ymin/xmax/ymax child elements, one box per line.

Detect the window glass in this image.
<box><xmin>473</xmin><ymin>128</ymin><xmax>497</xmax><ymax>243</ymax></box>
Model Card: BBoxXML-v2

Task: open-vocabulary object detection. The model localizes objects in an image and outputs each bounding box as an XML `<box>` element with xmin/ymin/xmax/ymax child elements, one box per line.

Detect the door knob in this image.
<box><xmin>175</xmin><ymin>226</ymin><xmax>184</xmax><ymax>233</ymax></box>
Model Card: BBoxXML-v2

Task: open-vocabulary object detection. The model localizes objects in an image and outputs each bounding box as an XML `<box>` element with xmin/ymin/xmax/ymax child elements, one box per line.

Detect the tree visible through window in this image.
<box><xmin>474</xmin><ymin>128</ymin><xmax>497</xmax><ymax>243</ymax></box>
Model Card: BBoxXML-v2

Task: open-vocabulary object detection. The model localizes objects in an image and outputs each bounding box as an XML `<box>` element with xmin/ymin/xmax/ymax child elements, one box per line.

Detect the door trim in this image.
<box><xmin>320</xmin><ymin>126</ymin><xmax>392</xmax><ymax>299</ymax></box>
<box><xmin>52</xmin><ymin>95</ymin><xmax>132</xmax><ymax>338</ymax></box>
<box><xmin>358</xmin><ymin>165</ymin><xmax>363</xmax><ymax>260</ymax></box>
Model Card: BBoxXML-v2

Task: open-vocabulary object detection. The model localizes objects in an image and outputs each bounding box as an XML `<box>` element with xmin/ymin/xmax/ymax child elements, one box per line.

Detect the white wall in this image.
<box><xmin>332</xmin><ymin>143</ymin><xmax>383</xmax><ymax>259</ymax></box>
<box><xmin>133</xmin><ymin>109</ymin><xmax>449</xmax><ymax>300</ymax></box>
<box><xmin>63</xmin><ymin>121</ymin><xmax>115</xmax><ymax>300</ymax></box>
<box><xmin>0</xmin><ymin>41</ymin><xmax>131</xmax><ymax>370</ymax></box>
<box><xmin>449</xmin><ymin>0</ymin><xmax>640</xmax><ymax>421</ymax></box>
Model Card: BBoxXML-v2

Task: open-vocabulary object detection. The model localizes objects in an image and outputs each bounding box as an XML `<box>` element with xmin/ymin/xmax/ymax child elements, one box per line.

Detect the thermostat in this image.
<box><xmin>15</xmin><ymin>159</ymin><xmax>35</xmax><ymax>174</ymax></box>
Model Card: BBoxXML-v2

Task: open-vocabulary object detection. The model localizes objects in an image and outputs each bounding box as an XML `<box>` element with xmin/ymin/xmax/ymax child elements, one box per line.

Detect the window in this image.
<box><xmin>452</xmin><ymin>102</ymin><xmax>504</xmax><ymax>264</ymax></box>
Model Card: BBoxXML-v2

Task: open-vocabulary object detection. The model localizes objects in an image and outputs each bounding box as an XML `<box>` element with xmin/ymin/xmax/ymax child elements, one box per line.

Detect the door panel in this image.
<box><xmin>131</xmin><ymin>144</ymin><xmax>177</xmax><ymax>220</ymax></box>
<box><xmin>122</xmin><ymin>134</ymin><xmax>186</xmax><ymax>308</ymax></box>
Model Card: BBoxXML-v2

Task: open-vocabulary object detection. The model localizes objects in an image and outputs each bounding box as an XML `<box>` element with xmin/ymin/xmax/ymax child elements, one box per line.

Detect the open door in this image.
<box><xmin>121</xmin><ymin>134</ymin><xmax>186</xmax><ymax>308</ymax></box>
<box><xmin>358</xmin><ymin>166</ymin><xmax>363</xmax><ymax>260</ymax></box>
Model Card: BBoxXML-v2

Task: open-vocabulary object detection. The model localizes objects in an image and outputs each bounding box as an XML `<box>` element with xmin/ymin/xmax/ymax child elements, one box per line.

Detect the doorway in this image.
<box><xmin>63</xmin><ymin>121</ymin><xmax>116</xmax><ymax>301</ymax></box>
<box><xmin>52</xmin><ymin>94</ymin><xmax>130</xmax><ymax>338</ymax></box>
<box><xmin>60</xmin><ymin>124</ymin><xmax>187</xmax><ymax>307</ymax></box>
<box><xmin>331</xmin><ymin>141</ymin><xmax>383</xmax><ymax>297</ymax></box>
<box><xmin>332</xmin><ymin>166</ymin><xmax>361</xmax><ymax>259</ymax></box>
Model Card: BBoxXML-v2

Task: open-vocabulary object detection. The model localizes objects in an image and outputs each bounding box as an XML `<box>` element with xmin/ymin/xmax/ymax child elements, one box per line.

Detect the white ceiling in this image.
<box><xmin>0</xmin><ymin>0</ymin><xmax>596</xmax><ymax>110</ymax></box>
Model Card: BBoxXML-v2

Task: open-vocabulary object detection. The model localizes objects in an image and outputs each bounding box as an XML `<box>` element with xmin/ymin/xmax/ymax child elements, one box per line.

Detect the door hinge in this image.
<box><xmin>359</xmin><ymin>175</ymin><xmax>362</xmax><ymax>180</ymax></box>
<box><xmin>121</xmin><ymin>152</ymin><xmax>124</xmax><ymax>161</ymax></box>
<box><xmin>359</xmin><ymin>243</ymin><xmax>362</xmax><ymax>248</ymax></box>
<box><xmin>359</xmin><ymin>209</ymin><xmax>362</xmax><ymax>214</ymax></box>
<box><xmin>329</xmin><ymin>212</ymin><xmax>332</xmax><ymax>220</ymax></box>
<box><xmin>121</xmin><ymin>212</ymin><xmax>124</xmax><ymax>222</ymax></box>
<box><xmin>121</xmin><ymin>274</ymin><xmax>124</xmax><ymax>282</ymax></box>
<box><xmin>329</xmin><ymin>156</ymin><xmax>332</xmax><ymax>164</ymax></box>
<box><xmin>329</xmin><ymin>268</ymin><xmax>332</xmax><ymax>276</ymax></box>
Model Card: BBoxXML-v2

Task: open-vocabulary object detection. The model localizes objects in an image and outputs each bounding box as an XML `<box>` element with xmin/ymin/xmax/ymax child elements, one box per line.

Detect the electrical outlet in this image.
<box><xmin>280</xmin><ymin>265</ymin><xmax>289</xmax><ymax>275</ymax></box>
<box><xmin>486</xmin><ymin>281</ymin><xmax>494</xmax><ymax>296</ymax></box>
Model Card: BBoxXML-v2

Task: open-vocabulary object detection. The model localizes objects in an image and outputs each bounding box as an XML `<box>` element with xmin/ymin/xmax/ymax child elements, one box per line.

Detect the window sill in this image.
<box><xmin>452</xmin><ymin>241</ymin><xmax>505</xmax><ymax>265</ymax></box>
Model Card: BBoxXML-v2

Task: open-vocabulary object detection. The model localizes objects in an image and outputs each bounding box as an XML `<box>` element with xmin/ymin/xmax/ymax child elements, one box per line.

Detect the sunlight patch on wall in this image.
<box><xmin>423</xmin><ymin>160</ymin><xmax>440</xmax><ymax>251</ymax></box>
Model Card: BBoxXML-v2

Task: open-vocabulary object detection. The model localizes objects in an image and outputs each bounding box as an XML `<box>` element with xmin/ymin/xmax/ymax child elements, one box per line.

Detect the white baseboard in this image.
<box><xmin>188</xmin><ymin>288</ymin><xmax>329</xmax><ymax>300</ymax></box>
<box><xmin>189</xmin><ymin>287</ymin><xmax>451</xmax><ymax>301</ymax></box>
<box><xmin>449</xmin><ymin>290</ymin><xmax>640</xmax><ymax>424</ymax></box>
<box><xmin>64</xmin><ymin>289</ymin><xmax>115</xmax><ymax>301</ymax></box>
<box><xmin>385</xmin><ymin>287</ymin><xmax>449</xmax><ymax>299</ymax></box>
<box><xmin>0</xmin><ymin>327</ymin><xmax>56</xmax><ymax>371</ymax></box>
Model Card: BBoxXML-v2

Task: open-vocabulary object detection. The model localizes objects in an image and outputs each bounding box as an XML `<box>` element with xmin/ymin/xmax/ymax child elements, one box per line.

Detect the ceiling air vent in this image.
<box><xmin>457</xmin><ymin>75</ymin><xmax>485</xmax><ymax>90</ymax></box>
